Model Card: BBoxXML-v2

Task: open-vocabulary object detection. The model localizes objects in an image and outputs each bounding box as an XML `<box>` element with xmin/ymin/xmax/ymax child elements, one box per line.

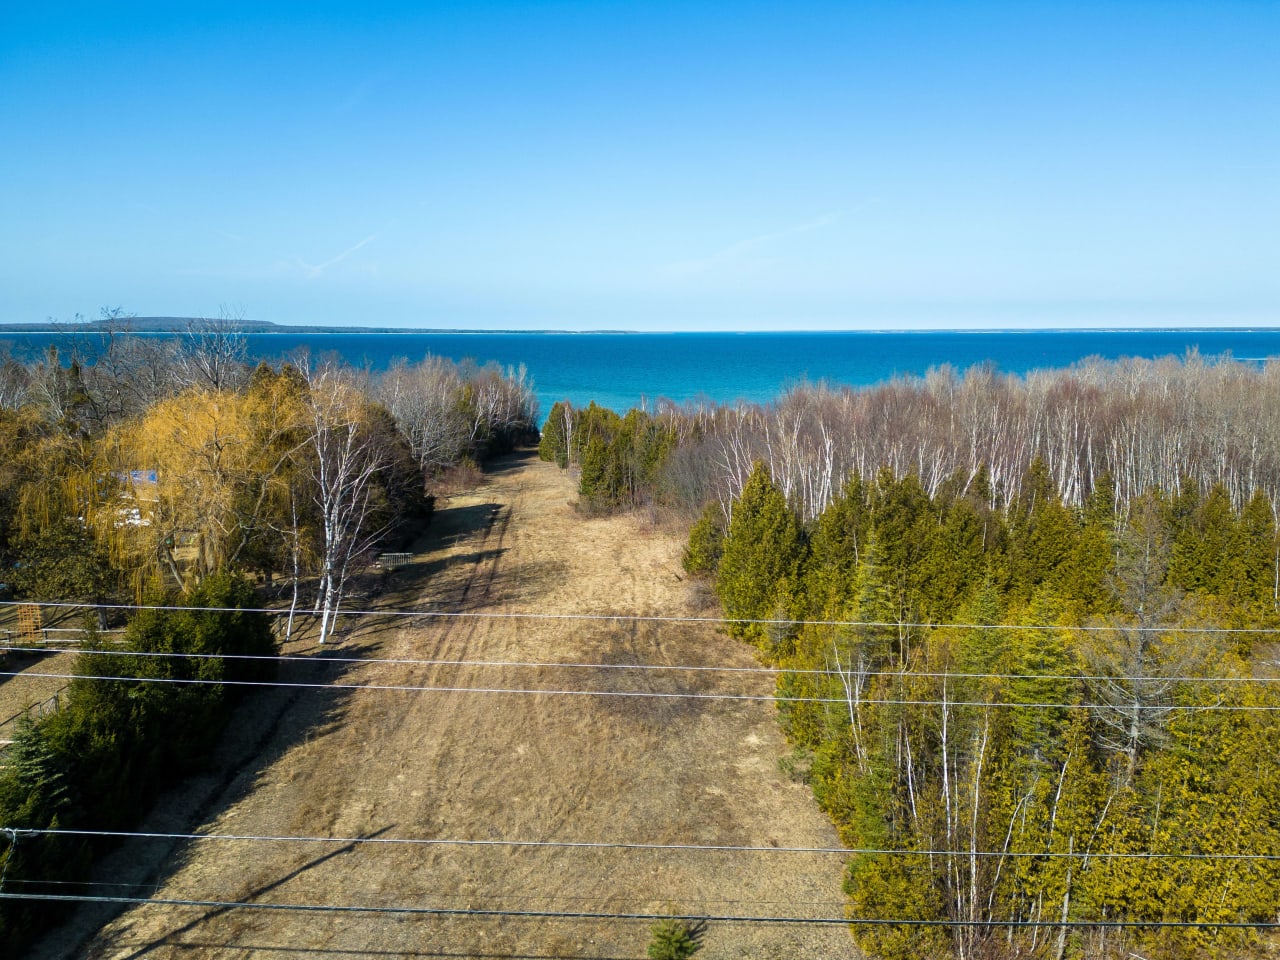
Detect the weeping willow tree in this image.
<box><xmin>10</xmin><ymin>474</ymin><xmax>114</xmax><ymax>617</ymax></box>
<box><xmin>85</xmin><ymin>373</ymin><xmax>310</xmax><ymax>595</ymax></box>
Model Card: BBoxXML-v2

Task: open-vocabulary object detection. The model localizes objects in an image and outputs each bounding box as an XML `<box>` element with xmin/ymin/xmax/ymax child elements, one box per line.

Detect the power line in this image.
<box><xmin>4</xmin><ymin>668</ymin><xmax>1278</xmax><ymax>711</ymax></box>
<box><xmin>4</xmin><ymin>644</ymin><xmax>1274</xmax><ymax>688</ymax></box>
<box><xmin>0</xmin><ymin>878</ymin><xmax>848</xmax><ymax>909</ymax></box>
<box><xmin>0</xmin><ymin>891</ymin><xmax>1275</xmax><ymax>929</ymax></box>
<box><xmin>3</xmin><ymin>598</ymin><xmax>1277</xmax><ymax>636</ymax></box>
<box><xmin>10</xmin><ymin>827</ymin><xmax>1278</xmax><ymax>862</ymax></box>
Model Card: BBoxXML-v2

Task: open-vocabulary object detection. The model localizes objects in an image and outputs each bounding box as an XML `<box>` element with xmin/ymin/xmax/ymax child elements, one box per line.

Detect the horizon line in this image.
<box><xmin>3</xmin><ymin>319</ymin><xmax>1280</xmax><ymax>336</ymax></box>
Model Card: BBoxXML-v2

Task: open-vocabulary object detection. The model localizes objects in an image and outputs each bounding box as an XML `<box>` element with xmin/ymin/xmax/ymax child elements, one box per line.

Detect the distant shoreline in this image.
<box><xmin>0</xmin><ymin>318</ymin><xmax>633</xmax><ymax>335</ymax></box>
<box><xmin>0</xmin><ymin>318</ymin><xmax>1276</xmax><ymax>336</ymax></box>
<box><xmin>5</xmin><ymin>325</ymin><xmax>1280</xmax><ymax>413</ymax></box>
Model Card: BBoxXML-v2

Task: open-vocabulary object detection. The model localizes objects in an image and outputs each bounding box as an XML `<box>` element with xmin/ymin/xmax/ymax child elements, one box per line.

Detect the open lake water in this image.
<box><xmin>7</xmin><ymin>328</ymin><xmax>1280</xmax><ymax>420</ymax></box>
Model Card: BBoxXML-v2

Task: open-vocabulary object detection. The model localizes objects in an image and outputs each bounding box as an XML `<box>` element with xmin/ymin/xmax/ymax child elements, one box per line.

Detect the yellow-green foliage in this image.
<box><xmin>0</xmin><ymin>575</ymin><xmax>274</xmax><ymax>954</ymax></box>
<box><xmin>681</xmin><ymin>500</ymin><xmax>725</xmax><ymax>575</ymax></box>
<box><xmin>704</xmin><ymin>461</ymin><xmax>1280</xmax><ymax>959</ymax></box>
<box><xmin>541</xmin><ymin>401</ymin><xmax>681</xmax><ymax>511</ymax></box>
<box><xmin>539</xmin><ymin>400</ymin><xmax>570</xmax><ymax>466</ymax></box>
<box><xmin>715</xmin><ymin>462</ymin><xmax>805</xmax><ymax>646</ymax></box>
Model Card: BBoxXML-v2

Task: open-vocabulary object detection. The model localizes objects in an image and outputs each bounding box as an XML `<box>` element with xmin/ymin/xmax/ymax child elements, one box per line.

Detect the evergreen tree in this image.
<box><xmin>802</xmin><ymin>474</ymin><xmax>868</xmax><ymax>615</ymax></box>
<box><xmin>851</xmin><ymin>529</ymin><xmax>904</xmax><ymax>667</ymax></box>
<box><xmin>0</xmin><ymin>718</ymin><xmax>74</xmax><ymax>827</ymax></box>
<box><xmin>953</xmin><ymin>575</ymin><xmax>1006</xmax><ymax>675</ymax></box>
<box><xmin>1086</xmin><ymin>470</ymin><xmax>1117</xmax><ymax>528</ymax></box>
<box><xmin>1165</xmin><ymin>476</ymin><xmax>1204</xmax><ymax>590</ymax></box>
<box><xmin>9</xmin><ymin>514</ymin><xmax>113</xmax><ymax>606</ymax></box>
<box><xmin>863</xmin><ymin>471</ymin><xmax>931</xmax><ymax>663</ymax></box>
<box><xmin>1007</xmin><ymin>459</ymin><xmax>1078</xmax><ymax>600</ymax></box>
<box><xmin>537</xmin><ymin>400</ymin><xmax>569</xmax><ymax>466</ymax></box>
<box><xmin>682</xmin><ymin>500</ymin><xmax>725</xmax><ymax>575</ymax></box>
<box><xmin>646</xmin><ymin>917</ymin><xmax>702</xmax><ymax>959</ymax></box>
<box><xmin>716</xmin><ymin>462</ymin><xmax>805</xmax><ymax>647</ymax></box>
<box><xmin>1232</xmin><ymin>489</ymin><xmax>1276</xmax><ymax>612</ymax></box>
<box><xmin>578</xmin><ymin>433</ymin><xmax>611</xmax><ymax>505</ymax></box>
<box><xmin>0</xmin><ymin>721</ymin><xmax>87</xmax><ymax>953</ymax></box>
<box><xmin>917</xmin><ymin>496</ymin><xmax>986</xmax><ymax>621</ymax></box>
<box><xmin>1192</xmin><ymin>484</ymin><xmax>1237</xmax><ymax>596</ymax></box>
<box><xmin>1050</xmin><ymin>512</ymin><xmax>1114</xmax><ymax>621</ymax></box>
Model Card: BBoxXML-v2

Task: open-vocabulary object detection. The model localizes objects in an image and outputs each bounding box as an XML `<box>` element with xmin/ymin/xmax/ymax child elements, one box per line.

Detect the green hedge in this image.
<box><xmin>0</xmin><ymin>573</ymin><xmax>275</xmax><ymax>952</ymax></box>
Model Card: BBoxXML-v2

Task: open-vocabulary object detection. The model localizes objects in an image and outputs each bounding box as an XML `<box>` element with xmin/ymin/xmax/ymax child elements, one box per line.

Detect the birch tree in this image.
<box><xmin>178</xmin><ymin>313</ymin><xmax>249</xmax><ymax>392</ymax></box>
<box><xmin>301</xmin><ymin>362</ymin><xmax>391</xmax><ymax>644</ymax></box>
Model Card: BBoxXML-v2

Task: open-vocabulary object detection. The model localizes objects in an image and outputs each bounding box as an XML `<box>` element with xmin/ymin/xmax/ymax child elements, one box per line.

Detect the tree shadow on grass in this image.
<box><xmin>416</xmin><ymin>501</ymin><xmax>504</xmax><ymax>552</ymax></box>
<box><xmin>415</xmin><ymin>548</ymin><xmax>507</xmax><ymax>584</ymax></box>
<box><xmin>588</xmin><ymin>620</ymin><xmax>714</xmax><ymax>730</ymax></box>
<box><xmin>130</xmin><ymin>945</ymin><xmax>643</xmax><ymax>959</ymax></box>
<box><xmin>105</xmin><ymin>826</ymin><xmax>396</xmax><ymax>960</ymax></box>
<box><xmin>26</xmin><ymin>642</ymin><xmax>374</xmax><ymax>960</ymax></box>
<box><xmin>479</xmin><ymin>447</ymin><xmax>537</xmax><ymax>478</ymax></box>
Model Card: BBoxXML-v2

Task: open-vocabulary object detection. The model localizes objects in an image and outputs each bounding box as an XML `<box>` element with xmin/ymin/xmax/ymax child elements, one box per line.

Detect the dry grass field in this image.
<box><xmin>30</xmin><ymin>450</ymin><xmax>859</xmax><ymax>960</ymax></box>
<box><xmin>0</xmin><ymin>651</ymin><xmax>78</xmax><ymax>743</ymax></box>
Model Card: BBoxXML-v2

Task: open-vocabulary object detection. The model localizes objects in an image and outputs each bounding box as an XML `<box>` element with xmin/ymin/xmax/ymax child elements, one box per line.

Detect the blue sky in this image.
<box><xmin>2</xmin><ymin>1</ymin><xmax>1276</xmax><ymax>330</ymax></box>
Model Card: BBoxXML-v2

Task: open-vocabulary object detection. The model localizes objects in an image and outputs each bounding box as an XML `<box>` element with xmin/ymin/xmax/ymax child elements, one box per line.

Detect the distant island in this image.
<box><xmin>0</xmin><ymin>317</ymin><xmax>632</xmax><ymax>335</ymax></box>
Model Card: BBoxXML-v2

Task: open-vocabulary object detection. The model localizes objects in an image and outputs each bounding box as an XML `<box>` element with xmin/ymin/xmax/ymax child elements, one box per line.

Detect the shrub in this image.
<box><xmin>647</xmin><ymin>916</ymin><xmax>703</xmax><ymax>959</ymax></box>
<box><xmin>681</xmin><ymin>501</ymin><xmax>724</xmax><ymax>575</ymax></box>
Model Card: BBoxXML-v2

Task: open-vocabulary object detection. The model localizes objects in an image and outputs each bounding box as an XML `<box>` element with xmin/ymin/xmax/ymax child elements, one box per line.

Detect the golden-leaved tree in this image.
<box><xmin>96</xmin><ymin>372</ymin><xmax>308</xmax><ymax>592</ymax></box>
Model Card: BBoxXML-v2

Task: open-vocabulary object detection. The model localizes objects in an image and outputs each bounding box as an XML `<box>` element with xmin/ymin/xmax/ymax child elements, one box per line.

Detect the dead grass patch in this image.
<box><xmin>42</xmin><ymin>450</ymin><xmax>857</xmax><ymax>960</ymax></box>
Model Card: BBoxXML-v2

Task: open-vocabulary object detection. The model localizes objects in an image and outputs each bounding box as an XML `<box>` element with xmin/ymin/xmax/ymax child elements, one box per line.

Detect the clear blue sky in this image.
<box><xmin>2</xmin><ymin>1</ymin><xmax>1276</xmax><ymax>330</ymax></box>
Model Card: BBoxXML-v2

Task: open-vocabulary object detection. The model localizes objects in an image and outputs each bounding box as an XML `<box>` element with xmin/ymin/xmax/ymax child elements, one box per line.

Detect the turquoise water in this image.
<box><xmin>8</xmin><ymin>329</ymin><xmax>1280</xmax><ymax>417</ymax></box>
<box><xmin>244</xmin><ymin>329</ymin><xmax>1280</xmax><ymax>415</ymax></box>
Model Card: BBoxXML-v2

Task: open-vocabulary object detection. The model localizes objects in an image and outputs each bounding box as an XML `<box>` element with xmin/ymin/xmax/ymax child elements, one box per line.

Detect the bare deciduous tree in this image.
<box><xmin>302</xmin><ymin>361</ymin><xmax>390</xmax><ymax>644</ymax></box>
<box><xmin>376</xmin><ymin>354</ymin><xmax>537</xmax><ymax>476</ymax></box>
<box><xmin>179</xmin><ymin>311</ymin><xmax>249</xmax><ymax>392</ymax></box>
<box><xmin>0</xmin><ymin>346</ymin><xmax>31</xmax><ymax>410</ymax></box>
<box><xmin>696</xmin><ymin>354</ymin><xmax>1280</xmax><ymax>523</ymax></box>
<box><xmin>1082</xmin><ymin>496</ymin><xmax>1224</xmax><ymax>783</ymax></box>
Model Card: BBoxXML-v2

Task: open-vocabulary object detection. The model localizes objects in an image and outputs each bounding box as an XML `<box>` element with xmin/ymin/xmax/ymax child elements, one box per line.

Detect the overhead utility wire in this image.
<box><xmin>1</xmin><ymin>892</ymin><xmax>1277</xmax><ymax>929</ymax></box>
<box><xmin>5</xmin><ymin>644</ymin><xmax>1274</xmax><ymax>688</ymax></box>
<box><xmin>3</xmin><ymin>599</ymin><xmax>1275</xmax><ymax>636</ymax></box>
<box><xmin>3</xmin><ymin>668</ymin><xmax>1278</xmax><ymax>711</ymax></box>
<box><xmin>11</xmin><ymin>827</ymin><xmax>1278</xmax><ymax>862</ymax></box>
<box><xmin>0</xmin><ymin>879</ymin><xmax>847</xmax><ymax>909</ymax></box>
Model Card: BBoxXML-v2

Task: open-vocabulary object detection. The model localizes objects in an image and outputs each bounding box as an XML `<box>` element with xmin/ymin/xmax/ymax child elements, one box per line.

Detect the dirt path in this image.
<box><xmin>54</xmin><ymin>451</ymin><xmax>858</xmax><ymax>960</ymax></box>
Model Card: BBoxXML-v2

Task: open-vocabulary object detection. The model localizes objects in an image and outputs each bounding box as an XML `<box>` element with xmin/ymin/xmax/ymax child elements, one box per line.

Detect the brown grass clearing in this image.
<box><xmin>31</xmin><ymin>449</ymin><xmax>859</xmax><ymax>960</ymax></box>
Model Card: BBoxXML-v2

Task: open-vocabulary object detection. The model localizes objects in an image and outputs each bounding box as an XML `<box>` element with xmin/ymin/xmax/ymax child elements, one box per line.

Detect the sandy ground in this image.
<box><xmin>31</xmin><ymin>450</ymin><xmax>859</xmax><ymax>960</ymax></box>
